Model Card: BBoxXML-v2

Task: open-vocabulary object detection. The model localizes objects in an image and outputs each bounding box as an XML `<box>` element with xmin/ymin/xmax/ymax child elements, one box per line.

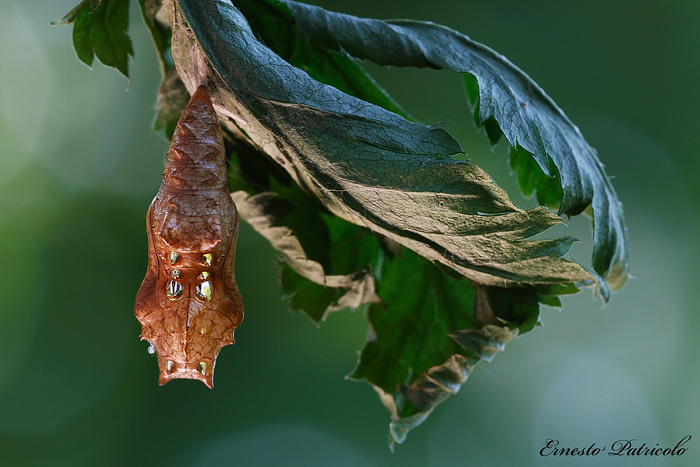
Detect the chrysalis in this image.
<box><xmin>134</xmin><ymin>86</ymin><xmax>244</xmax><ymax>388</ymax></box>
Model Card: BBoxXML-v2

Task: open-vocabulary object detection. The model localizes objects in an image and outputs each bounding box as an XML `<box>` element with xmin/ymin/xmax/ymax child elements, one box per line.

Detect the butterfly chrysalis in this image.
<box><xmin>134</xmin><ymin>86</ymin><xmax>244</xmax><ymax>388</ymax></box>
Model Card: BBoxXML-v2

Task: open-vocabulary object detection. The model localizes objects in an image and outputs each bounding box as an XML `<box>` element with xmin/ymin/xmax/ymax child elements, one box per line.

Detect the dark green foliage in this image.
<box><xmin>55</xmin><ymin>0</ymin><xmax>133</xmax><ymax>78</ymax></box>
<box><xmin>58</xmin><ymin>0</ymin><xmax>630</xmax><ymax>446</ymax></box>
<box><xmin>277</xmin><ymin>0</ymin><xmax>628</xmax><ymax>290</ymax></box>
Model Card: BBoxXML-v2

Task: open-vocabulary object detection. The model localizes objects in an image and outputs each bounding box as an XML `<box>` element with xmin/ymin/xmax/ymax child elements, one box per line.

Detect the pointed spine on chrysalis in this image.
<box><xmin>134</xmin><ymin>86</ymin><xmax>244</xmax><ymax>388</ymax></box>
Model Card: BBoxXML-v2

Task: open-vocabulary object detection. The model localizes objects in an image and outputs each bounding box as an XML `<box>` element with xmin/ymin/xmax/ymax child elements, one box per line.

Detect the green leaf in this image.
<box><xmin>55</xmin><ymin>0</ymin><xmax>133</xmax><ymax>79</ymax></box>
<box><xmin>509</xmin><ymin>145</ymin><xmax>564</xmax><ymax>209</ymax></box>
<box><xmin>276</xmin><ymin>0</ymin><xmax>629</xmax><ymax>293</ymax></box>
<box><xmin>137</xmin><ymin>0</ymin><xmax>172</xmax><ymax>76</ymax></box>
<box><xmin>351</xmin><ymin>249</ymin><xmax>539</xmax><ymax>446</ymax></box>
<box><xmin>172</xmin><ymin>0</ymin><xmax>593</xmax><ymax>291</ymax></box>
<box><xmin>351</xmin><ymin>251</ymin><xmax>477</xmax><ymax>396</ymax></box>
<box><xmin>153</xmin><ymin>68</ymin><xmax>189</xmax><ymax>138</ymax></box>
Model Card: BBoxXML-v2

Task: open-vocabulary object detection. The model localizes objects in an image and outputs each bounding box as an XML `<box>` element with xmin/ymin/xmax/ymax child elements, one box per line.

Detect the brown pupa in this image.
<box><xmin>134</xmin><ymin>86</ymin><xmax>244</xmax><ymax>388</ymax></box>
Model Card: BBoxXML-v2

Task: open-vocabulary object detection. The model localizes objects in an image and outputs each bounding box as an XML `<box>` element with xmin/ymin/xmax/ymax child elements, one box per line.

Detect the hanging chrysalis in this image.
<box><xmin>134</xmin><ymin>86</ymin><xmax>244</xmax><ymax>388</ymax></box>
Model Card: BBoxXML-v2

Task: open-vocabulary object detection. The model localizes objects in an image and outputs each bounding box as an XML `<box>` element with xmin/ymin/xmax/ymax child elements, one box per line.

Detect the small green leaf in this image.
<box><xmin>56</xmin><ymin>0</ymin><xmax>133</xmax><ymax>78</ymax></box>
<box><xmin>137</xmin><ymin>0</ymin><xmax>172</xmax><ymax>75</ymax></box>
<box><xmin>509</xmin><ymin>145</ymin><xmax>564</xmax><ymax>209</ymax></box>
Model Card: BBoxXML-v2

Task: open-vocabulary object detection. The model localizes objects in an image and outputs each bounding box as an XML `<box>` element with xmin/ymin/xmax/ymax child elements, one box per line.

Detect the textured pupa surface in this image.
<box><xmin>134</xmin><ymin>86</ymin><xmax>243</xmax><ymax>388</ymax></box>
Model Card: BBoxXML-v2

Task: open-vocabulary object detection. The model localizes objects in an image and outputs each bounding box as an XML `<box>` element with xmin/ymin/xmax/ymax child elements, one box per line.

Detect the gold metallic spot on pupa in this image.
<box><xmin>196</xmin><ymin>281</ymin><xmax>213</xmax><ymax>301</ymax></box>
<box><xmin>200</xmin><ymin>328</ymin><xmax>207</xmax><ymax>335</ymax></box>
<box><xmin>168</xmin><ymin>326</ymin><xmax>174</xmax><ymax>333</ymax></box>
<box><xmin>170</xmin><ymin>269</ymin><xmax>181</xmax><ymax>279</ymax></box>
<box><xmin>197</xmin><ymin>362</ymin><xmax>207</xmax><ymax>376</ymax></box>
<box><xmin>169</xmin><ymin>252</ymin><xmax>180</xmax><ymax>265</ymax></box>
<box><xmin>166</xmin><ymin>280</ymin><xmax>184</xmax><ymax>300</ymax></box>
<box><xmin>166</xmin><ymin>360</ymin><xmax>175</xmax><ymax>373</ymax></box>
<box><xmin>198</xmin><ymin>271</ymin><xmax>210</xmax><ymax>281</ymax></box>
<box><xmin>201</xmin><ymin>253</ymin><xmax>213</xmax><ymax>266</ymax></box>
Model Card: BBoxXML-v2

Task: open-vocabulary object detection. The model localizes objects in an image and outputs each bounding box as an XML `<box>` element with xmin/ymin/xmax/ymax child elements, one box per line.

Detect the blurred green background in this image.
<box><xmin>1</xmin><ymin>0</ymin><xmax>699</xmax><ymax>465</ymax></box>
